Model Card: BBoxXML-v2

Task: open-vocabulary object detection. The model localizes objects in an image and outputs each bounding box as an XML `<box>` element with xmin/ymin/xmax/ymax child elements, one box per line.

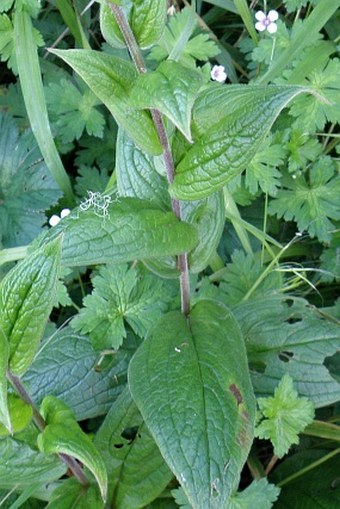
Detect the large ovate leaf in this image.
<box><xmin>0</xmin><ymin>237</ymin><xmax>61</xmax><ymax>376</ymax></box>
<box><xmin>23</xmin><ymin>326</ymin><xmax>135</xmax><ymax>420</ymax></box>
<box><xmin>95</xmin><ymin>388</ymin><xmax>173</xmax><ymax>508</ymax></box>
<box><xmin>0</xmin><ymin>436</ymin><xmax>67</xmax><ymax>489</ymax></box>
<box><xmin>233</xmin><ymin>294</ymin><xmax>340</xmax><ymax>407</ymax></box>
<box><xmin>170</xmin><ymin>85</ymin><xmax>310</xmax><ymax>200</ymax></box>
<box><xmin>129</xmin><ymin>300</ymin><xmax>256</xmax><ymax>509</ymax></box>
<box><xmin>130</xmin><ymin>61</ymin><xmax>204</xmax><ymax>141</ymax></box>
<box><xmin>50</xmin><ymin>49</ymin><xmax>162</xmax><ymax>155</ymax></box>
<box><xmin>33</xmin><ymin>198</ymin><xmax>197</xmax><ymax>267</ymax></box>
<box><xmin>47</xmin><ymin>478</ymin><xmax>103</xmax><ymax>509</ymax></box>
<box><xmin>116</xmin><ymin>128</ymin><xmax>170</xmax><ymax>211</ymax></box>
<box><xmin>38</xmin><ymin>396</ymin><xmax>108</xmax><ymax>502</ymax></box>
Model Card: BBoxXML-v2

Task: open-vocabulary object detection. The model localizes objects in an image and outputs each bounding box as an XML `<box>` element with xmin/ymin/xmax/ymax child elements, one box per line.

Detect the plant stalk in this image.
<box><xmin>6</xmin><ymin>370</ymin><xmax>89</xmax><ymax>487</ymax></box>
<box><xmin>109</xmin><ymin>2</ymin><xmax>191</xmax><ymax>316</ymax></box>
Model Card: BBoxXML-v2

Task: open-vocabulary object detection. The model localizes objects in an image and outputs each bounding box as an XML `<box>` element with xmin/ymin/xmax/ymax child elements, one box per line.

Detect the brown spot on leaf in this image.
<box><xmin>229</xmin><ymin>384</ymin><xmax>243</xmax><ymax>406</ymax></box>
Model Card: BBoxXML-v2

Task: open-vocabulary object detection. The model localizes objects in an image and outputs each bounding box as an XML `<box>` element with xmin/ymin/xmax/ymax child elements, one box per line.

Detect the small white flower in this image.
<box><xmin>49</xmin><ymin>208</ymin><xmax>70</xmax><ymax>227</ymax></box>
<box><xmin>167</xmin><ymin>5</ymin><xmax>176</xmax><ymax>16</ymax></box>
<box><xmin>255</xmin><ymin>10</ymin><xmax>279</xmax><ymax>34</ymax></box>
<box><xmin>210</xmin><ymin>65</ymin><xmax>227</xmax><ymax>83</ymax></box>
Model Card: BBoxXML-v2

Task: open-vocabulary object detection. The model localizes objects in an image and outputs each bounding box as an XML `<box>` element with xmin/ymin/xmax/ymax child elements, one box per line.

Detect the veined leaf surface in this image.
<box><xmin>170</xmin><ymin>85</ymin><xmax>310</xmax><ymax>200</ymax></box>
<box><xmin>95</xmin><ymin>388</ymin><xmax>172</xmax><ymax>508</ymax></box>
<box><xmin>0</xmin><ymin>237</ymin><xmax>61</xmax><ymax>375</ymax></box>
<box><xmin>50</xmin><ymin>49</ymin><xmax>162</xmax><ymax>155</ymax></box>
<box><xmin>129</xmin><ymin>300</ymin><xmax>255</xmax><ymax>509</ymax></box>
<box><xmin>33</xmin><ymin>198</ymin><xmax>197</xmax><ymax>267</ymax></box>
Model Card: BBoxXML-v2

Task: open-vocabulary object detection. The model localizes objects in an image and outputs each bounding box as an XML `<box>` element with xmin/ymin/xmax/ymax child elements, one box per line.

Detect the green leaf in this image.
<box><xmin>38</xmin><ymin>396</ymin><xmax>108</xmax><ymax>502</ymax></box>
<box><xmin>0</xmin><ymin>14</ymin><xmax>14</xmax><ymax>70</ymax></box>
<box><xmin>255</xmin><ymin>374</ymin><xmax>314</xmax><ymax>458</ymax></box>
<box><xmin>23</xmin><ymin>326</ymin><xmax>135</xmax><ymax>420</ymax></box>
<box><xmin>229</xmin><ymin>478</ymin><xmax>280</xmax><ymax>509</ymax></box>
<box><xmin>130</xmin><ymin>61</ymin><xmax>204</xmax><ymax>142</ymax></box>
<box><xmin>0</xmin><ymin>237</ymin><xmax>62</xmax><ymax>376</ymax></box>
<box><xmin>71</xmin><ymin>263</ymin><xmax>177</xmax><ymax>350</ymax></box>
<box><xmin>13</xmin><ymin>10</ymin><xmax>74</xmax><ymax>202</ymax></box>
<box><xmin>0</xmin><ymin>327</ymin><xmax>10</xmax><ymax>432</ymax></box>
<box><xmin>289</xmin><ymin>58</ymin><xmax>340</xmax><ymax>131</ymax></box>
<box><xmin>271</xmin><ymin>449</ymin><xmax>340</xmax><ymax>508</ymax></box>
<box><xmin>209</xmin><ymin>250</ymin><xmax>282</xmax><ymax>307</ymax></box>
<box><xmin>50</xmin><ymin>49</ymin><xmax>162</xmax><ymax>155</ymax></box>
<box><xmin>47</xmin><ymin>478</ymin><xmax>103</xmax><ymax>509</ymax></box>
<box><xmin>45</xmin><ymin>78</ymin><xmax>105</xmax><ymax>143</ymax></box>
<box><xmin>0</xmin><ymin>436</ymin><xmax>67</xmax><ymax>489</ymax></box>
<box><xmin>129</xmin><ymin>300</ymin><xmax>256</xmax><ymax>509</ymax></box>
<box><xmin>33</xmin><ymin>198</ymin><xmax>198</xmax><ymax>267</ymax></box>
<box><xmin>95</xmin><ymin>388</ymin><xmax>173</xmax><ymax>508</ymax></box>
<box><xmin>15</xmin><ymin>0</ymin><xmax>41</xmax><ymax>18</ymax></box>
<box><xmin>148</xmin><ymin>7</ymin><xmax>219</xmax><ymax>67</ymax></box>
<box><xmin>0</xmin><ymin>113</ymin><xmax>62</xmax><ymax>248</ymax></box>
<box><xmin>0</xmin><ymin>394</ymin><xmax>32</xmax><ymax>438</ymax></box>
<box><xmin>233</xmin><ymin>294</ymin><xmax>340</xmax><ymax>408</ymax></box>
<box><xmin>0</xmin><ymin>0</ymin><xmax>14</xmax><ymax>13</ymax></box>
<box><xmin>100</xmin><ymin>0</ymin><xmax>166</xmax><ymax>50</ymax></box>
<box><xmin>268</xmin><ymin>157</ymin><xmax>340</xmax><ymax>242</ymax></box>
<box><xmin>182</xmin><ymin>191</ymin><xmax>225</xmax><ymax>273</ymax></box>
<box><xmin>116</xmin><ymin>128</ymin><xmax>170</xmax><ymax>211</ymax></box>
<box><xmin>170</xmin><ymin>85</ymin><xmax>310</xmax><ymax>200</ymax></box>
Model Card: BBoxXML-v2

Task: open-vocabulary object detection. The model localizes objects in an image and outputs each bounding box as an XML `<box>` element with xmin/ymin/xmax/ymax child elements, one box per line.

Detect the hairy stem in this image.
<box><xmin>6</xmin><ymin>369</ymin><xmax>89</xmax><ymax>487</ymax></box>
<box><xmin>109</xmin><ymin>2</ymin><xmax>191</xmax><ymax>316</ymax></box>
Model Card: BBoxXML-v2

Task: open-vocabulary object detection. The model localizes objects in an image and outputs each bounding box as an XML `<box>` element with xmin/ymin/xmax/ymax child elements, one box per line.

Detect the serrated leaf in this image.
<box><xmin>0</xmin><ymin>436</ymin><xmax>67</xmax><ymax>489</ymax></box>
<box><xmin>0</xmin><ymin>237</ymin><xmax>62</xmax><ymax>376</ymax></box>
<box><xmin>255</xmin><ymin>374</ymin><xmax>314</xmax><ymax>458</ymax></box>
<box><xmin>50</xmin><ymin>49</ymin><xmax>162</xmax><ymax>155</ymax></box>
<box><xmin>72</xmin><ymin>263</ymin><xmax>177</xmax><ymax>350</ymax></box>
<box><xmin>95</xmin><ymin>388</ymin><xmax>173</xmax><ymax>508</ymax></box>
<box><xmin>229</xmin><ymin>479</ymin><xmax>280</xmax><ymax>509</ymax></box>
<box><xmin>33</xmin><ymin>198</ymin><xmax>197</xmax><ymax>267</ymax></box>
<box><xmin>129</xmin><ymin>300</ymin><xmax>255</xmax><ymax>509</ymax></box>
<box><xmin>116</xmin><ymin>128</ymin><xmax>170</xmax><ymax>211</ymax></box>
<box><xmin>130</xmin><ymin>61</ymin><xmax>204</xmax><ymax>141</ymax></box>
<box><xmin>23</xmin><ymin>326</ymin><xmax>135</xmax><ymax>420</ymax></box>
<box><xmin>47</xmin><ymin>478</ymin><xmax>103</xmax><ymax>509</ymax></box>
<box><xmin>233</xmin><ymin>294</ymin><xmax>340</xmax><ymax>408</ymax></box>
<box><xmin>0</xmin><ymin>113</ymin><xmax>62</xmax><ymax>247</ymax></box>
<box><xmin>0</xmin><ymin>0</ymin><xmax>14</xmax><ymax>13</ymax></box>
<box><xmin>170</xmin><ymin>85</ymin><xmax>310</xmax><ymax>200</ymax></box>
<box><xmin>38</xmin><ymin>396</ymin><xmax>107</xmax><ymax>501</ymax></box>
<box><xmin>45</xmin><ymin>78</ymin><xmax>105</xmax><ymax>143</ymax></box>
<box><xmin>268</xmin><ymin>156</ymin><xmax>340</xmax><ymax>242</ymax></box>
<box><xmin>0</xmin><ymin>394</ymin><xmax>32</xmax><ymax>437</ymax></box>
